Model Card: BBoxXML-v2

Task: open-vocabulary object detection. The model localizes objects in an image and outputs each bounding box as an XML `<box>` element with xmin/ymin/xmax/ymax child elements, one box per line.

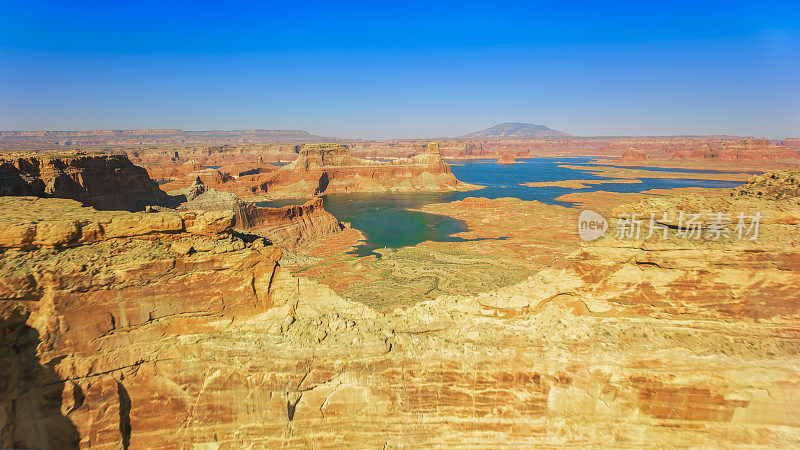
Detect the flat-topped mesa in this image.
<box><xmin>242</xmin><ymin>197</ymin><xmax>346</xmax><ymax>247</ymax></box>
<box><xmin>0</xmin><ymin>151</ymin><xmax>174</xmax><ymax>211</ymax></box>
<box><xmin>716</xmin><ymin>138</ymin><xmax>798</xmax><ymax>161</ymax></box>
<box><xmin>407</xmin><ymin>142</ymin><xmax>450</xmax><ymax>167</ymax></box>
<box><xmin>260</xmin><ymin>142</ymin><xmax>477</xmax><ymax>196</ymax></box>
<box><xmin>169</xmin><ymin>177</ymin><xmax>346</xmax><ymax>247</ymax></box>
<box><xmin>604</xmin><ymin>138</ymin><xmax>800</xmax><ymax>164</ymax></box>
<box><xmin>495</xmin><ymin>151</ymin><xmax>519</xmax><ymax>165</ymax></box>
<box><xmin>291</xmin><ymin>143</ymin><xmax>363</xmax><ymax>171</ymax></box>
<box><xmin>619</xmin><ymin>147</ymin><xmax>648</xmax><ymax>161</ymax></box>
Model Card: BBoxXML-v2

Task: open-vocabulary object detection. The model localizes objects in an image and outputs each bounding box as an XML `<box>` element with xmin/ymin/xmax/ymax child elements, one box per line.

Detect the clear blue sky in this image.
<box><xmin>1</xmin><ymin>0</ymin><xmax>798</xmax><ymax>139</ymax></box>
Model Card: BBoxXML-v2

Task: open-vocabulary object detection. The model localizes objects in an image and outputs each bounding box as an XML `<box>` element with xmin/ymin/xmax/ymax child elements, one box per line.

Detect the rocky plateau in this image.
<box><xmin>0</xmin><ymin>164</ymin><xmax>798</xmax><ymax>447</ymax></box>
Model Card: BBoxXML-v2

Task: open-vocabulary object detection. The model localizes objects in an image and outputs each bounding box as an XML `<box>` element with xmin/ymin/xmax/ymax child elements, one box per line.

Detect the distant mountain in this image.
<box><xmin>0</xmin><ymin>129</ymin><xmax>337</xmax><ymax>150</ymax></box>
<box><xmin>462</xmin><ymin>123</ymin><xmax>571</xmax><ymax>139</ymax></box>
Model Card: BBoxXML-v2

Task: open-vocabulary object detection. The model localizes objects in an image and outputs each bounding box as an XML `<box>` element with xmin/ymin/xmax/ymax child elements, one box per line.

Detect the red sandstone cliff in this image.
<box><xmin>144</xmin><ymin>160</ymin><xmax>205</xmax><ymax>181</ymax></box>
<box><xmin>716</xmin><ymin>138</ymin><xmax>798</xmax><ymax>162</ymax></box>
<box><xmin>0</xmin><ymin>151</ymin><xmax>346</xmax><ymax>248</ymax></box>
<box><xmin>604</xmin><ymin>138</ymin><xmax>800</xmax><ymax>164</ymax></box>
<box><xmin>781</xmin><ymin>138</ymin><xmax>800</xmax><ymax>150</ymax></box>
<box><xmin>259</xmin><ymin>142</ymin><xmax>477</xmax><ymax>196</ymax></box>
<box><xmin>0</xmin><ymin>152</ymin><xmax>174</xmax><ymax>211</ymax></box>
<box><xmin>172</xmin><ymin>177</ymin><xmax>345</xmax><ymax>247</ymax></box>
<box><xmin>619</xmin><ymin>147</ymin><xmax>648</xmax><ymax>161</ymax></box>
<box><xmin>243</xmin><ymin>197</ymin><xmax>346</xmax><ymax>247</ymax></box>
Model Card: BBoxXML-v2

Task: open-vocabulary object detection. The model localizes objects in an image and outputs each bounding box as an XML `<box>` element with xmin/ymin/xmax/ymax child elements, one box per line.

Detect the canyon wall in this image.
<box><xmin>129</xmin><ymin>144</ymin><xmax>300</xmax><ymax>165</ymax></box>
<box><xmin>0</xmin><ymin>151</ymin><xmax>346</xmax><ymax>249</ymax></box>
<box><xmin>149</xmin><ymin>143</ymin><xmax>478</xmax><ymax>199</ymax></box>
<box><xmin>172</xmin><ymin>178</ymin><xmax>346</xmax><ymax>248</ymax></box>
<box><xmin>259</xmin><ymin>142</ymin><xmax>477</xmax><ymax>196</ymax></box>
<box><xmin>242</xmin><ymin>197</ymin><xmax>346</xmax><ymax>247</ymax></box>
<box><xmin>0</xmin><ymin>152</ymin><xmax>174</xmax><ymax>211</ymax></box>
<box><xmin>608</xmin><ymin>137</ymin><xmax>800</xmax><ymax>164</ymax></box>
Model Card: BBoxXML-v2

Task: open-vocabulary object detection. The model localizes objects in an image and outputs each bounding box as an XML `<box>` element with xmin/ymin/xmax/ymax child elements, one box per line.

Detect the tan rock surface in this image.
<box><xmin>259</xmin><ymin>142</ymin><xmax>479</xmax><ymax>197</ymax></box>
<box><xmin>1</xmin><ymin>172</ymin><xmax>799</xmax><ymax>447</ymax></box>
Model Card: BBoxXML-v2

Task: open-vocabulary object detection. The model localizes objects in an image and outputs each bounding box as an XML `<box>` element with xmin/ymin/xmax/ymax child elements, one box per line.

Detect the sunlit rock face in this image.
<box><xmin>169</xmin><ymin>177</ymin><xmax>346</xmax><ymax>248</ymax></box>
<box><xmin>619</xmin><ymin>147</ymin><xmax>648</xmax><ymax>161</ymax></box>
<box><xmin>243</xmin><ymin>197</ymin><xmax>346</xmax><ymax>248</ymax></box>
<box><xmin>603</xmin><ymin>138</ymin><xmax>800</xmax><ymax>163</ymax></box>
<box><xmin>0</xmin><ymin>171</ymin><xmax>798</xmax><ymax>448</ymax></box>
<box><xmin>142</xmin><ymin>142</ymin><xmax>476</xmax><ymax>199</ymax></box>
<box><xmin>260</xmin><ymin>143</ymin><xmax>477</xmax><ymax>196</ymax></box>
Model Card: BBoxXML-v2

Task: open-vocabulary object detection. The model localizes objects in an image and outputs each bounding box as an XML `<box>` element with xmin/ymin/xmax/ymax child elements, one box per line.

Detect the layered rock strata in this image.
<box><xmin>1</xmin><ymin>171</ymin><xmax>799</xmax><ymax>447</ymax></box>
<box><xmin>0</xmin><ymin>152</ymin><xmax>174</xmax><ymax>211</ymax></box>
<box><xmin>171</xmin><ymin>178</ymin><xmax>346</xmax><ymax>247</ymax></box>
<box><xmin>242</xmin><ymin>197</ymin><xmax>346</xmax><ymax>247</ymax></box>
<box><xmin>606</xmin><ymin>138</ymin><xmax>800</xmax><ymax>164</ymax></box>
<box><xmin>259</xmin><ymin>142</ymin><xmax>478</xmax><ymax>196</ymax></box>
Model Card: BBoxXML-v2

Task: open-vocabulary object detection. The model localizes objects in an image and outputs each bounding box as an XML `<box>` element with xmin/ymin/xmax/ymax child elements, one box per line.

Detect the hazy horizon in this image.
<box><xmin>1</xmin><ymin>1</ymin><xmax>798</xmax><ymax>139</ymax></box>
<box><xmin>0</xmin><ymin>124</ymin><xmax>793</xmax><ymax>142</ymax></box>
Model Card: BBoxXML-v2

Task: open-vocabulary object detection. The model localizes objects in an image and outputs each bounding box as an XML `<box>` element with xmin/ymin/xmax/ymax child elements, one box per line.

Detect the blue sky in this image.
<box><xmin>1</xmin><ymin>1</ymin><xmax>798</xmax><ymax>139</ymax></box>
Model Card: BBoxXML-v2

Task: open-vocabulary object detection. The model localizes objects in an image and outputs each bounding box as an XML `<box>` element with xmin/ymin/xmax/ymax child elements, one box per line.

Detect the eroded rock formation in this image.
<box><xmin>605</xmin><ymin>138</ymin><xmax>800</xmax><ymax>164</ymax></box>
<box><xmin>1</xmin><ymin>182</ymin><xmax>799</xmax><ymax>446</ymax></box>
<box><xmin>169</xmin><ymin>177</ymin><xmax>346</xmax><ymax>247</ymax></box>
<box><xmin>732</xmin><ymin>169</ymin><xmax>800</xmax><ymax>199</ymax></box>
<box><xmin>619</xmin><ymin>147</ymin><xmax>648</xmax><ymax>161</ymax></box>
<box><xmin>242</xmin><ymin>197</ymin><xmax>346</xmax><ymax>247</ymax></box>
<box><xmin>495</xmin><ymin>151</ymin><xmax>519</xmax><ymax>164</ymax></box>
<box><xmin>258</xmin><ymin>142</ymin><xmax>477</xmax><ymax>196</ymax></box>
<box><xmin>0</xmin><ymin>152</ymin><xmax>174</xmax><ymax>211</ymax></box>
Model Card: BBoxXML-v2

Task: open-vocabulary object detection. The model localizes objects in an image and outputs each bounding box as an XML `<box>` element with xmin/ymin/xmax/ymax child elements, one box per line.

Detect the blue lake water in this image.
<box><xmin>600</xmin><ymin>164</ymin><xmax>761</xmax><ymax>175</ymax></box>
<box><xmin>257</xmin><ymin>158</ymin><xmax>746</xmax><ymax>256</ymax></box>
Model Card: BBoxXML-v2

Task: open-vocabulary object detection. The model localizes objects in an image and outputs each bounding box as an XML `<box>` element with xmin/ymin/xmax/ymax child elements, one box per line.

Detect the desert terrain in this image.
<box><xmin>1</xmin><ymin>126</ymin><xmax>799</xmax><ymax>447</ymax></box>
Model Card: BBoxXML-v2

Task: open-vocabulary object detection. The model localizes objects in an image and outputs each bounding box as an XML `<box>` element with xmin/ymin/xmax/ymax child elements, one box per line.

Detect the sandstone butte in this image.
<box><xmin>153</xmin><ymin>142</ymin><xmax>479</xmax><ymax>199</ymax></box>
<box><xmin>619</xmin><ymin>147</ymin><xmax>648</xmax><ymax>161</ymax></box>
<box><xmin>79</xmin><ymin>136</ymin><xmax>800</xmax><ymax>189</ymax></box>
<box><xmin>494</xmin><ymin>151</ymin><xmax>519</xmax><ymax>165</ymax></box>
<box><xmin>0</xmin><ymin>152</ymin><xmax>347</xmax><ymax>249</ymax></box>
<box><xmin>1</xmin><ymin>165</ymin><xmax>800</xmax><ymax>447</ymax></box>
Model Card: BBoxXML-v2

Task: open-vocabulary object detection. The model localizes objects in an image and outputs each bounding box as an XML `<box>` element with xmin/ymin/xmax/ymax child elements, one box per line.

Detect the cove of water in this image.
<box><xmin>256</xmin><ymin>157</ymin><xmax>745</xmax><ymax>257</ymax></box>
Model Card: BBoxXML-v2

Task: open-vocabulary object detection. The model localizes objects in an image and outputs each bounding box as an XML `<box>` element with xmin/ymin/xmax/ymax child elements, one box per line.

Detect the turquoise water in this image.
<box><xmin>257</xmin><ymin>158</ymin><xmax>745</xmax><ymax>256</ymax></box>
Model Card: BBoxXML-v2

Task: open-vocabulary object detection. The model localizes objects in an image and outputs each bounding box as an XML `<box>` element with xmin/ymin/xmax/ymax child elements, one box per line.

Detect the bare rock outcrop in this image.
<box><xmin>243</xmin><ymin>197</ymin><xmax>346</xmax><ymax>247</ymax></box>
<box><xmin>259</xmin><ymin>142</ymin><xmax>478</xmax><ymax>196</ymax></box>
<box><xmin>0</xmin><ymin>151</ymin><xmax>174</xmax><ymax>211</ymax></box>
<box><xmin>782</xmin><ymin>137</ymin><xmax>800</xmax><ymax>150</ymax></box>
<box><xmin>619</xmin><ymin>147</ymin><xmax>647</xmax><ymax>161</ymax></box>
<box><xmin>511</xmin><ymin>174</ymin><xmax>800</xmax><ymax>320</ymax></box>
<box><xmin>170</xmin><ymin>177</ymin><xmax>346</xmax><ymax>247</ymax></box>
<box><xmin>1</xmin><ymin>190</ymin><xmax>799</xmax><ymax>447</ymax></box>
<box><xmin>495</xmin><ymin>151</ymin><xmax>519</xmax><ymax>164</ymax></box>
<box><xmin>732</xmin><ymin>169</ymin><xmax>800</xmax><ymax>199</ymax></box>
<box><xmin>604</xmin><ymin>138</ymin><xmax>800</xmax><ymax>164</ymax></box>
